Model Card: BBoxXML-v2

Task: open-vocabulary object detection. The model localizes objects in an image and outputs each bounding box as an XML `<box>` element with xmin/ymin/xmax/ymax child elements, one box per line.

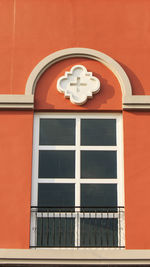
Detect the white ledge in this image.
<box><xmin>123</xmin><ymin>95</ymin><xmax>150</xmax><ymax>109</ymax></box>
<box><xmin>0</xmin><ymin>94</ymin><xmax>150</xmax><ymax>110</ymax></box>
<box><xmin>1</xmin><ymin>248</ymin><xmax>150</xmax><ymax>265</ymax></box>
<box><xmin>124</xmin><ymin>95</ymin><xmax>150</xmax><ymax>104</ymax></box>
<box><xmin>0</xmin><ymin>95</ymin><xmax>34</xmax><ymax>109</ymax></box>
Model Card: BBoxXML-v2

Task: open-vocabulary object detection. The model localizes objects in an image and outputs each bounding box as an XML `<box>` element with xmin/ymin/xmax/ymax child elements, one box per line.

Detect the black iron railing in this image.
<box><xmin>30</xmin><ymin>207</ymin><xmax>124</xmax><ymax>248</ymax></box>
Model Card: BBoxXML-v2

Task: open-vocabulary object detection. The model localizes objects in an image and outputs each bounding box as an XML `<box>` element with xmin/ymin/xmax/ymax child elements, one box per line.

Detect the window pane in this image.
<box><xmin>81</xmin><ymin>119</ymin><xmax>116</xmax><ymax>146</ymax></box>
<box><xmin>81</xmin><ymin>151</ymin><xmax>117</xmax><ymax>178</ymax></box>
<box><xmin>81</xmin><ymin>184</ymin><xmax>117</xmax><ymax>208</ymax></box>
<box><xmin>39</xmin><ymin>119</ymin><xmax>75</xmax><ymax>145</ymax></box>
<box><xmin>80</xmin><ymin>218</ymin><xmax>118</xmax><ymax>247</ymax></box>
<box><xmin>39</xmin><ymin>150</ymin><xmax>75</xmax><ymax>178</ymax></box>
<box><xmin>37</xmin><ymin>218</ymin><xmax>75</xmax><ymax>247</ymax></box>
<box><xmin>38</xmin><ymin>183</ymin><xmax>75</xmax><ymax>208</ymax></box>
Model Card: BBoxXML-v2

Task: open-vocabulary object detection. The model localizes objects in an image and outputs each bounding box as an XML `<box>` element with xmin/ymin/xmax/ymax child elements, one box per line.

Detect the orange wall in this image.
<box><xmin>0</xmin><ymin>0</ymin><xmax>150</xmax><ymax>95</ymax></box>
<box><xmin>0</xmin><ymin>111</ymin><xmax>33</xmax><ymax>248</ymax></box>
<box><xmin>124</xmin><ymin>111</ymin><xmax>150</xmax><ymax>249</ymax></box>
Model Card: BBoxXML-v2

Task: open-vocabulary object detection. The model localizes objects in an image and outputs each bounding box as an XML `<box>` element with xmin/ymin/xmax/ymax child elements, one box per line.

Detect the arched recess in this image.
<box><xmin>25</xmin><ymin>48</ymin><xmax>132</xmax><ymax>103</ymax></box>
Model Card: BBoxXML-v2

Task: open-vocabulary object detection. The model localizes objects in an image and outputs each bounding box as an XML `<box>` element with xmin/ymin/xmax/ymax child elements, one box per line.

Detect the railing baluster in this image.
<box><xmin>88</xmin><ymin>211</ymin><xmax>91</xmax><ymax>246</ymax></box>
<box><xmin>106</xmin><ymin>208</ymin><xmax>109</xmax><ymax>247</ymax></box>
<box><xmin>94</xmin><ymin>209</ymin><xmax>97</xmax><ymax>247</ymax></box>
<box><xmin>100</xmin><ymin>209</ymin><xmax>103</xmax><ymax>247</ymax></box>
<box><xmin>70</xmin><ymin>211</ymin><xmax>72</xmax><ymax>246</ymax></box>
<box><xmin>53</xmin><ymin>211</ymin><xmax>55</xmax><ymax>246</ymax></box>
<box><xmin>41</xmin><ymin>211</ymin><xmax>43</xmax><ymax>246</ymax></box>
<box><xmin>59</xmin><ymin>209</ymin><xmax>61</xmax><ymax>247</ymax></box>
<box><xmin>119</xmin><ymin>207</ymin><xmax>121</xmax><ymax>247</ymax></box>
<box><xmin>113</xmin><ymin>210</ymin><xmax>115</xmax><ymax>247</ymax></box>
<box><xmin>82</xmin><ymin>210</ymin><xmax>85</xmax><ymax>246</ymax></box>
<box><xmin>64</xmin><ymin>211</ymin><xmax>67</xmax><ymax>246</ymax></box>
<box><xmin>46</xmin><ymin>209</ymin><xmax>49</xmax><ymax>246</ymax></box>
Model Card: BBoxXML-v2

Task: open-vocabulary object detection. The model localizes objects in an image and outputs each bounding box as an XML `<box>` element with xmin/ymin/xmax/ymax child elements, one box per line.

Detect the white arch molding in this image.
<box><xmin>0</xmin><ymin>48</ymin><xmax>150</xmax><ymax>109</ymax></box>
<box><xmin>25</xmin><ymin>48</ymin><xmax>132</xmax><ymax>100</ymax></box>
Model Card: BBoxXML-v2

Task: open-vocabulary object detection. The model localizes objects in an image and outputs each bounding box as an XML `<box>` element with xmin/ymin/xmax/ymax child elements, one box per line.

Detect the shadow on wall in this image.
<box><xmin>92</xmin><ymin>72</ymin><xmax>115</xmax><ymax>108</ymax></box>
<box><xmin>119</xmin><ymin>62</ymin><xmax>145</xmax><ymax>95</ymax></box>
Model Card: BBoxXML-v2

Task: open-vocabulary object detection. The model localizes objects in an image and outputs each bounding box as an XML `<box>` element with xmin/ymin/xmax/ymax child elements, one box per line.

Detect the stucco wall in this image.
<box><xmin>0</xmin><ymin>0</ymin><xmax>150</xmax><ymax>249</ymax></box>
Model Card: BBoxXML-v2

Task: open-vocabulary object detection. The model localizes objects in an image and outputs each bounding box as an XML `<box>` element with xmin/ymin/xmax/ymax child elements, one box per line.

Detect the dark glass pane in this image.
<box><xmin>81</xmin><ymin>184</ymin><xmax>117</xmax><ymax>208</ymax></box>
<box><xmin>39</xmin><ymin>150</ymin><xmax>75</xmax><ymax>178</ymax></box>
<box><xmin>37</xmin><ymin>217</ymin><xmax>75</xmax><ymax>247</ymax></box>
<box><xmin>40</xmin><ymin>119</ymin><xmax>75</xmax><ymax>145</ymax></box>
<box><xmin>81</xmin><ymin>119</ymin><xmax>116</xmax><ymax>146</ymax></box>
<box><xmin>38</xmin><ymin>183</ymin><xmax>75</xmax><ymax>208</ymax></box>
<box><xmin>80</xmin><ymin>218</ymin><xmax>118</xmax><ymax>247</ymax></box>
<box><xmin>81</xmin><ymin>151</ymin><xmax>117</xmax><ymax>178</ymax></box>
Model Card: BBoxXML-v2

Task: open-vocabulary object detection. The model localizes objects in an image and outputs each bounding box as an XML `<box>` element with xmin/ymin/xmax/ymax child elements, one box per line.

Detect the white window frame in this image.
<box><xmin>30</xmin><ymin>112</ymin><xmax>124</xmax><ymax>247</ymax></box>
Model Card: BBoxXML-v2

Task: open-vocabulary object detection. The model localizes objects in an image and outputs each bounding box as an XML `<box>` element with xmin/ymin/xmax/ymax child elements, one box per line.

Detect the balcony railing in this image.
<box><xmin>30</xmin><ymin>207</ymin><xmax>125</xmax><ymax>248</ymax></box>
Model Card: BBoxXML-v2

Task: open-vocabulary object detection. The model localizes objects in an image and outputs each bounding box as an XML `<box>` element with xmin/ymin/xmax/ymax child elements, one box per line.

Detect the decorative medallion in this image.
<box><xmin>57</xmin><ymin>65</ymin><xmax>100</xmax><ymax>105</ymax></box>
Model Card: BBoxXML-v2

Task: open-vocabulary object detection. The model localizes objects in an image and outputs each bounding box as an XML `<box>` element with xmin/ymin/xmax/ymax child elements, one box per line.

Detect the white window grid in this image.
<box><xmin>30</xmin><ymin>113</ymin><xmax>125</xmax><ymax>247</ymax></box>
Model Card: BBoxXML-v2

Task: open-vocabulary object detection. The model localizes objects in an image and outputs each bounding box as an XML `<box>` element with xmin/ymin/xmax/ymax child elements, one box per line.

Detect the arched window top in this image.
<box><xmin>25</xmin><ymin>48</ymin><xmax>132</xmax><ymax>102</ymax></box>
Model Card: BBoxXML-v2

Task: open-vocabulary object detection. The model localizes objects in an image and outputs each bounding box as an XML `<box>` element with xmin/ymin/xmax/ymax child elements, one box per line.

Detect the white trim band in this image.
<box><xmin>0</xmin><ymin>94</ymin><xmax>34</xmax><ymax>109</ymax></box>
<box><xmin>1</xmin><ymin>248</ymin><xmax>150</xmax><ymax>265</ymax></box>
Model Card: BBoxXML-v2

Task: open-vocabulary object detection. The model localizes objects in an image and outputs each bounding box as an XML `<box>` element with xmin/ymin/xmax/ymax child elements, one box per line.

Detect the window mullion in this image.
<box><xmin>75</xmin><ymin>117</ymin><xmax>81</xmax><ymax>207</ymax></box>
<box><xmin>116</xmin><ymin>115</ymin><xmax>124</xmax><ymax>207</ymax></box>
<box><xmin>75</xmin><ymin>117</ymin><xmax>81</xmax><ymax>247</ymax></box>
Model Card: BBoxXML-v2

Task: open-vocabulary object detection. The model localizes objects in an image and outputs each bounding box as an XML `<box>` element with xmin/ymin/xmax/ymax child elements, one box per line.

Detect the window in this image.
<box><xmin>30</xmin><ymin>113</ymin><xmax>124</xmax><ymax>247</ymax></box>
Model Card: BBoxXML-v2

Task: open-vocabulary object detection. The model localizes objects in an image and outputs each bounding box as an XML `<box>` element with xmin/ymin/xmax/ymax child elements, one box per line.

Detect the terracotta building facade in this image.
<box><xmin>1</xmin><ymin>0</ymin><xmax>150</xmax><ymax>265</ymax></box>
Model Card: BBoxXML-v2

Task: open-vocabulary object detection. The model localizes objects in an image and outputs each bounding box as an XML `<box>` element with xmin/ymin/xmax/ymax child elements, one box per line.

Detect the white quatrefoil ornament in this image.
<box><xmin>57</xmin><ymin>65</ymin><xmax>100</xmax><ymax>105</ymax></box>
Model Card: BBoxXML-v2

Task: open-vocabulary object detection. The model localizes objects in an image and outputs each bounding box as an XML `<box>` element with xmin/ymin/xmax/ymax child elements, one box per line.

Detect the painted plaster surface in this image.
<box><xmin>0</xmin><ymin>0</ymin><xmax>150</xmax><ymax>95</ymax></box>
